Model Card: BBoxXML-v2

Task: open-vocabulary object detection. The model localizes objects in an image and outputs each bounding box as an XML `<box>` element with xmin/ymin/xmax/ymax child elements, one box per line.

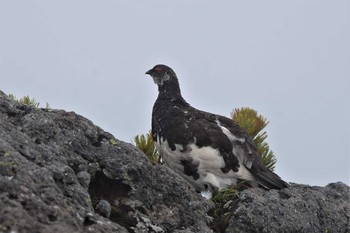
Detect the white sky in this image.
<box><xmin>1</xmin><ymin>1</ymin><xmax>349</xmax><ymax>186</ymax></box>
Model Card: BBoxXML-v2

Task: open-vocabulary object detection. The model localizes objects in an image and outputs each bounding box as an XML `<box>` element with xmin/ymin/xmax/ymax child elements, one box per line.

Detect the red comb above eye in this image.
<box><xmin>154</xmin><ymin>67</ymin><xmax>162</xmax><ymax>72</ymax></box>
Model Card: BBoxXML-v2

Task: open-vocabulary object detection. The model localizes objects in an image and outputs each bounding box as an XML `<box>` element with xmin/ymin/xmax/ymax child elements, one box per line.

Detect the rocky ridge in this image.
<box><xmin>0</xmin><ymin>91</ymin><xmax>348</xmax><ymax>233</ymax></box>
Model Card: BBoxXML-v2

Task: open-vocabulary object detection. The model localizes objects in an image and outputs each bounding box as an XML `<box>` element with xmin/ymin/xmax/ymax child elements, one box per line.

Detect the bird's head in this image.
<box><xmin>145</xmin><ymin>64</ymin><xmax>178</xmax><ymax>86</ymax></box>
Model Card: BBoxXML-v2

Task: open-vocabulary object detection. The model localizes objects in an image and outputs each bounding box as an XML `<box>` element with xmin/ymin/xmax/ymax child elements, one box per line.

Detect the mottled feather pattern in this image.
<box><xmin>146</xmin><ymin>64</ymin><xmax>289</xmax><ymax>196</ymax></box>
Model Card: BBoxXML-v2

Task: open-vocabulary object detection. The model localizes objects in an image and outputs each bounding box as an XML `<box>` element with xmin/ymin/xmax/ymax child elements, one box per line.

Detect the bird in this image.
<box><xmin>145</xmin><ymin>64</ymin><xmax>289</xmax><ymax>199</ymax></box>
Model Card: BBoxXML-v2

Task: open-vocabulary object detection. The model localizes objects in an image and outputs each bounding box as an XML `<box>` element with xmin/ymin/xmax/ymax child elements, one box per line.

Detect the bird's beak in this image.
<box><xmin>145</xmin><ymin>69</ymin><xmax>152</xmax><ymax>75</ymax></box>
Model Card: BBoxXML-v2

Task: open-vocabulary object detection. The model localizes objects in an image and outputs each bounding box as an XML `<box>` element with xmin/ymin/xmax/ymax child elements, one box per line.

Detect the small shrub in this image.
<box><xmin>231</xmin><ymin>107</ymin><xmax>277</xmax><ymax>171</ymax></box>
<box><xmin>133</xmin><ymin>131</ymin><xmax>159</xmax><ymax>163</ymax></box>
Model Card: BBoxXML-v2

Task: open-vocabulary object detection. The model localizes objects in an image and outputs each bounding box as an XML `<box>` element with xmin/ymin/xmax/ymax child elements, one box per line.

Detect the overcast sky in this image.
<box><xmin>1</xmin><ymin>1</ymin><xmax>349</xmax><ymax>186</ymax></box>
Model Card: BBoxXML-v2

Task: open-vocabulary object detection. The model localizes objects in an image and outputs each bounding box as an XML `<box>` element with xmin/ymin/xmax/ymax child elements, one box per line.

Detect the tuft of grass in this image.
<box><xmin>109</xmin><ymin>139</ymin><xmax>117</xmax><ymax>145</ymax></box>
<box><xmin>212</xmin><ymin>187</ymin><xmax>240</xmax><ymax>204</ymax></box>
<box><xmin>45</xmin><ymin>102</ymin><xmax>51</xmax><ymax>110</ymax></box>
<box><xmin>212</xmin><ymin>180</ymin><xmax>249</xmax><ymax>204</ymax></box>
<box><xmin>7</xmin><ymin>93</ymin><xmax>50</xmax><ymax>109</ymax></box>
<box><xmin>17</xmin><ymin>95</ymin><xmax>40</xmax><ymax>107</ymax></box>
<box><xmin>133</xmin><ymin>131</ymin><xmax>159</xmax><ymax>163</ymax></box>
<box><xmin>7</xmin><ymin>94</ymin><xmax>16</xmax><ymax>101</ymax></box>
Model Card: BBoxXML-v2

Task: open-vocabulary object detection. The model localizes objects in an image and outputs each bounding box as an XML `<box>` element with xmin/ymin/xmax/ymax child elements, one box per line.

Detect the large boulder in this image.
<box><xmin>0</xmin><ymin>91</ymin><xmax>212</xmax><ymax>233</ymax></box>
<box><xmin>226</xmin><ymin>182</ymin><xmax>349</xmax><ymax>233</ymax></box>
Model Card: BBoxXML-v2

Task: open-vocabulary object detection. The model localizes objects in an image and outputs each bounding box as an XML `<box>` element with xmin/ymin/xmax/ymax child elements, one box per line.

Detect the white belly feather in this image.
<box><xmin>155</xmin><ymin>135</ymin><xmax>254</xmax><ymax>193</ymax></box>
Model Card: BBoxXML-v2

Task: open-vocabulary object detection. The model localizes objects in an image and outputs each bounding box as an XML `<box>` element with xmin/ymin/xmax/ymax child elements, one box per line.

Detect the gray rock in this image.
<box><xmin>77</xmin><ymin>171</ymin><xmax>91</xmax><ymax>189</ymax></box>
<box><xmin>226</xmin><ymin>182</ymin><xmax>350</xmax><ymax>233</ymax></box>
<box><xmin>95</xmin><ymin>200</ymin><xmax>111</xmax><ymax>218</ymax></box>
<box><xmin>0</xmin><ymin>90</ymin><xmax>349</xmax><ymax>233</ymax></box>
<box><xmin>0</xmin><ymin>91</ymin><xmax>212</xmax><ymax>233</ymax></box>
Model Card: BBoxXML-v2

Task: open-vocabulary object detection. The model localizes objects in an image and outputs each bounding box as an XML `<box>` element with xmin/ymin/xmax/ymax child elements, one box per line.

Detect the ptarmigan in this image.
<box><xmin>146</xmin><ymin>64</ymin><xmax>289</xmax><ymax>198</ymax></box>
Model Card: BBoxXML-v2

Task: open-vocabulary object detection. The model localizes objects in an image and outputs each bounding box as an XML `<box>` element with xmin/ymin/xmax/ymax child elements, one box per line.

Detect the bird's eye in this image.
<box><xmin>154</xmin><ymin>67</ymin><xmax>162</xmax><ymax>72</ymax></box>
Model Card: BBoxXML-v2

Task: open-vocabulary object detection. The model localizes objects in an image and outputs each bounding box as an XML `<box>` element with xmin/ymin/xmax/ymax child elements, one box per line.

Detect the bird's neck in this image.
<box><xmin>156</xmin><ymin>82</ymin><xmax>189</xmax><ymax>106</ymax></box>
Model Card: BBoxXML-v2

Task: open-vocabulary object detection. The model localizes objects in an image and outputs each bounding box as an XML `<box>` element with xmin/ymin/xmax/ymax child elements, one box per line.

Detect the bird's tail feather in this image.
<box><xmin>254</xmin><ymin>170</ymin><xmax>289</xmax><ymax>190</ymax></box>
